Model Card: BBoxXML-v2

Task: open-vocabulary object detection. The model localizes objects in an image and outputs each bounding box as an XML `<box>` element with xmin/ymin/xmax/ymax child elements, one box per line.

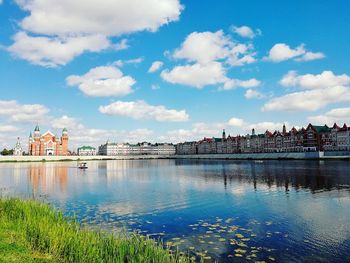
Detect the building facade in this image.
<box><xmin>77</xmin><ymin>146</ymin><xmax>97</xmax><ymax>156</ymax></box>
<box><xmin>98</xmin><ymin>142</ymin><xmax>175</xmax><ymax>156</ymax></box>
<box><xmin>13</xmin><ymin>137</ymin><xmax>23</xmax><ymax>156</ymax></box>
<box><xmin>176</xmin><ymin>123</ymin><xmax>350</xmax><ymax>155</ymax></box>
<box><xmin>28</xmin><ymin>125</ymin><xmax>69</xmax><ymax>156</ymax></box>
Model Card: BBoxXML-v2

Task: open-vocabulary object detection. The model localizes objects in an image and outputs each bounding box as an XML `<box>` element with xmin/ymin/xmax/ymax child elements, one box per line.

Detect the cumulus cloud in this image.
<box><xmin>66</xmin><ymin>66</ymin><xmax>136</xmax><ymax>97</ymax></box>
<box><xmin>9</xmin><ymin>0</ymin><xmax>183</xmax><ymax>66</ymax></box>
<box><xmin>308</xmin><ymin>107</ymin><xmax>350</xmax><ymax>125</ymax></box>
<box><xmin>280</xmin><ymin>70</ymin><xmax>350</xmax><ymax>89</ymax></box>
<box><xmin>231</xmin><ymin>25</ymin><xmax>259</xmax><ymax>39</ymax></box>
<box><xmin>223</xmin><ymin>78</ymin><xmax>261</xmax><ymax>90</ymax></box>
<box><xmin>162</xmin><ymin>30</ymin><xmax>258</xmax><ymax>89</ymax></box>
<box><xmin>99</xmin><ymin>100</ymin><xmax>189</xmax><ymax>122</ymax></box>
<box><xmin>0</xmin><ymin>100</ymin><xmax>49</xmax><ymax>123</ymax></box>
<box><xmin>161</xmin><ymin>62</ymin><xmax>226</xmax><ymax>88</ymax></box>
<box><xmin>244</xmin><ymin>89</ymin><xmax>264</xmax><ymax>99</ymax></box>
<box><xmin>172</xmin><ymin>30</ymin><xmax>256</xmax><ymax>66</ymax></box>
<box><xmin>8</xmin><ymin>32</ymin><xmax>110</xmax><ymax>67</ymax></box>
<box><xmin>161</xmin><ymin>61</ymin><xmax>259</xmax><ymax>89</ymax></box>
<box><xmin>263</xmin><ymin>70</ymin><xmax>350</xmax><ymax>112</ymax></box>
<box><xmin>16</xmin><ymin>0</ymin><xmax>183</xmax><ymax>36</ymax></box>
<box><xmin>148</xmin><ymin>61</ymin><xmax>164</xmax><ymax>73</ymax></box>
<box><xmin>265</xmin><ymin>43</ymin><xmax>324</xmax><ymax>62</ymax></box>
<box><xmin>228</xmin><ymin>118</ymin><xmax>246</xmax><ymax>127</ymax></box>
<box><xmin>262</xmin><ymin>86</ymin><xmax>350</xmax><ymax>112</ymax></box>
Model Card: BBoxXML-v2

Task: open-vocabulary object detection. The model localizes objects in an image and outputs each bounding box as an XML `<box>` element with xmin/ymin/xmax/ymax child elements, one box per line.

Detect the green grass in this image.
<box><xmin>0</xmin><ymin>199</ymin><xmax>192</xmax><ymax>263</ymax></box>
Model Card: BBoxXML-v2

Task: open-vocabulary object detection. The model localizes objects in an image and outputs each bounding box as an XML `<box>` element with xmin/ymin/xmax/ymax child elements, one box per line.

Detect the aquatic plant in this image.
<box><xmin>0</xmin><ymin>198</ymin><xmax>191</xmax><ymax>263</ymax></box>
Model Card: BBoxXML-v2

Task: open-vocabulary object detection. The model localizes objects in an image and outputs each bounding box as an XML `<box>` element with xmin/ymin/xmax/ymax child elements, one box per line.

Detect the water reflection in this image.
<box><xmin>0</xmin><ymin>159</ymin><xmax>350</xmax><ymax>262</ymax></box>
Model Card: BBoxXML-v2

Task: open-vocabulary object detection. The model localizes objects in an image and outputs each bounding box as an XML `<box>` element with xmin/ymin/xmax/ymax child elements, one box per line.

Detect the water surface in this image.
<box><xmin>1</xmin><ymin>159</ymin><xmax>350</xmax><ymax>262</ymax></box>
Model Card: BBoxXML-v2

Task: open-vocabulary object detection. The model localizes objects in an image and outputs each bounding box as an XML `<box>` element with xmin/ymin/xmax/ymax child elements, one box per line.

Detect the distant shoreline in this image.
<box><xmin>1</xmin><ymin>152</ymin><xmax>349</xmax><ymax>163</ymax></box>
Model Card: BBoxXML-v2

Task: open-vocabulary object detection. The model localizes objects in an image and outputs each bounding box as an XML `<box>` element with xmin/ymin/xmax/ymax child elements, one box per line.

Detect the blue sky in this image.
<box><xmin>0</xmin><ymin>0</ymin><xmax>350</xmax><ymax>150</ymax></box>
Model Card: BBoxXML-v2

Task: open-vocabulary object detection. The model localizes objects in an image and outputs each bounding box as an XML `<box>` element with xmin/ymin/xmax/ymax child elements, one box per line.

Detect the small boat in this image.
<box><xmin>78</xmin><ymin>162</ymin><xmax>88</xmax><ymax>169</ymax></box>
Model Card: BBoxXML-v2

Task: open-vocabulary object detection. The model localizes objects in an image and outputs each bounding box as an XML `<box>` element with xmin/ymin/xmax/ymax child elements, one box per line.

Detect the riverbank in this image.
<box><xmin>0</xmin><ymin>152</ymin><xmax>349</xmax><ymax>163</ymax></box>
<box><xmin>0</xmin><ymin>199</ymin><xmax>191</xmax><ymax>263</ymax></box>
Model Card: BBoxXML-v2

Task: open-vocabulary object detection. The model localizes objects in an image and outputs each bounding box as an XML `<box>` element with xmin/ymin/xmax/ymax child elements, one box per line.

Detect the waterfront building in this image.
<box><xmin>28</xmin><ymin>125</ymin><xmax>69</xmax><ymax>156</ymax></box>
<box><xmin>77</xmin><ymin>146</ymin><xmax>97</xmax><ymax>156</ymax></box>
<box><xmin>175</xmin><ymin>123</ymin><xmax>350</xmax><ymax>155</ymax></box>
<box><xmin>98</xmin><ymin>141</ymin><xmax>176</xmax><ymax>156</ymax></box>
<box><xmin>13</xmin><ymin>137</ymin><xmax>23</xmax><ymax>156</ymax></box>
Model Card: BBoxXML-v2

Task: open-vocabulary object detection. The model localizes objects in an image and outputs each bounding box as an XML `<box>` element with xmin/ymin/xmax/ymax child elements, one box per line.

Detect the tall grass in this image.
<box><xmin>0</xmin><ymin>199</ymin><xmax>192</xmax><ymax>263</ymax></box>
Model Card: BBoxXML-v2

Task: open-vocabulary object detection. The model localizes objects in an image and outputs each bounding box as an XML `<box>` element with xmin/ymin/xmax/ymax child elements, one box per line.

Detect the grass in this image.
<box><xmin>0</xmin><ymin>199</ymin><xmax>192</xmax><ymax>263</ymax></box>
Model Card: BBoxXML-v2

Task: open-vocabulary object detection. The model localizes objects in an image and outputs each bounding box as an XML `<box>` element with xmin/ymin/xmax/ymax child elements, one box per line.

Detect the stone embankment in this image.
<box><xmin>0</xmin><ymin>152</ymin><xmax>349</xmax><ymax>162</ymax></box>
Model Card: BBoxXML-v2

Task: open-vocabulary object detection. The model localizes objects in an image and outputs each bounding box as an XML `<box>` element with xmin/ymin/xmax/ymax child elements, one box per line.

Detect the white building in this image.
<box><xmin>98</xmin><ymin>141</ymin><xmax>175</xmax><ymax>156</ymax></box>
<box><xmin>13</xmin><ymin>137</ymin><xmax>23</xmax><ymax>156</ymax></box>
<box><xmin>77</xmin><ymin>146</ymin><xmax>96</xmax><ymax>156</ymax></box>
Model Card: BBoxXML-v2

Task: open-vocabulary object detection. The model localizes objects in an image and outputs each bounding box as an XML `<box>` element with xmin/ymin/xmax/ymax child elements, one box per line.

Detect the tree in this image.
<box><xmin>0</xmin><ymin>148</ymin><xmax>14</xmax><ymax>155</ymax></box>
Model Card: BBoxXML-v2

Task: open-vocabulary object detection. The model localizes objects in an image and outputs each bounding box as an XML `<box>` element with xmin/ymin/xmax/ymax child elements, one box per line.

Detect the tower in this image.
<box><xmin>222</xmin><ymin>129</ymin><xmax>226</xmax><ymax>140</ymax></box>
<box><xmin>61</xmin><ymin>128</ymin><xmax>69</xmax><ymax>155</ymax></box>
<box><xmin>33</xmin><ymin>125</ymin><xmax>41</xmax><ymax>155</ymax></box>
<box><xmin>252</xmin><ymin>128</ymin><xmax>256</xmax><ymax>136</ymax></box>
<box><xmin>28</xmin><ymin>132</ymin><xmax>33</xmax><ymax>154</ymax></box>
<box><xmin>283</xmin><ymin>124</ymin><xmax>286</xmax><ymax>134</ymax></box>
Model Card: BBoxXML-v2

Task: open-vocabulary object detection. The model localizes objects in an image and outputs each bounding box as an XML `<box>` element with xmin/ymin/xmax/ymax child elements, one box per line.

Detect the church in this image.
<box><xmin>28</xmin><ymin>125</ymin><xmax>69</xmax><ymax>156</ymax></box>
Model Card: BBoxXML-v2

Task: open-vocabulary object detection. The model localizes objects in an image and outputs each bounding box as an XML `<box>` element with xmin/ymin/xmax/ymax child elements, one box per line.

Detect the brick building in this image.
<box><xmin>28</xmin><ymin>125</ymin><xmax>69</xmax><ymax>156</ymax></box>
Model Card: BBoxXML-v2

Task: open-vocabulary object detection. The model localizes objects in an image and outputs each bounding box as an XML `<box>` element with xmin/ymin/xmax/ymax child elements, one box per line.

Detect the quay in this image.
<box><xmin>1</xmin><ymin>152</ymin><xmax>350</xmax><ymax>163</ymax></box>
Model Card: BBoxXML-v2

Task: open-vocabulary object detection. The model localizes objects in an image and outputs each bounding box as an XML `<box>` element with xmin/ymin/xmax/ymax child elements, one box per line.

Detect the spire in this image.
<box><xmin>29</xmin><ymin>132</ymin><xmax>32</xmax><ymax>138</ymax></box>
<box><xmin>283</xmin><ymin>123</ymin><xmax>286</xmax><ymax>134</ymax></box>
<box><xmin>222</xmin><ymin>129</ymin><xmax>226</xmax><ymax>140</ymax></box>
<box><xmin>34</xmin><ymin>124</ymin><xmax>40</xmax><ymax>132</ymax></box>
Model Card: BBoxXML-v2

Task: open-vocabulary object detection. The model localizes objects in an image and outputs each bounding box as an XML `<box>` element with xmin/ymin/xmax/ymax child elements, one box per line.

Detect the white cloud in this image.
<box><xmin>228</xmin><ymin>118</ymin><xmax>245</xmax><ymax>127</ymax></box>
<box><xmin>0</xmin><ymin>125</ymin><xmax>20</xmax><ymax>133</ymax></box>
<box><xmin>231</xmin><ymin>25</ymin><xmax>257</xmax><ymax>39</ymax></box>
<box><xmin>308</xmin><ymin>107</ymin><xmax>350</xmax><ymax>125</ymax></box>
<box><xmin>223</xmin><ymin>78</ymin><xmax>261</xmax><ymax>90</ymax></box>
<box><xmin>10</xmin><ymin>0</ymin><xmax>183</xmax><ymax>66</ymax></box>
<box><xmin>148</xmin><ymin>61</ymin><xmax>164</xmax><ymax>73</ymax></box>
<box><xmin>8</xmin><ymin>32</ymin><xmax>110</xmax><ymax>67</ymax></box>
<box><xmin>99</xmin><ymin>100</ymin><xmax>189</xmax><ymax>122</ymax></box>
<box><xmin>295</xmin><ymin>51</ymin><xmax>325</xmax><ymax>62</ymax></box>
<box><xmin>51</xmin><ymin>115</ymin><xmax>83</xmax><ymax>129</ymax></box>
<box><xmin>113</xmin><ymin>57</ymin><xmax>144</xmax><ymax>67</ymax></box>
<box><xmin>262</xmin><ymin>86</ymin><xmax>350</xmax><ymax>112</ymax></box>
<box><xmin>163</xmin><ymin>122</ymin><xmax>226</xmax><ymax>142</ymax></box>
<box><xmin>66</xmin><ymin>66</ymin><xmax>135</xmax><ymax>97</ymax></box>
<box><xmin>16</xmin><ymin>0</ymin><xmax>183</xmax><ymax>36</ymax></box>
<box><xmin>114</xmin><ymin>38</ymin><xmax>129</xmax><ymax>51</ymax></box>
<box><xmin>161</xmin><ymin>62</ymin><xmax>226</xmax><ymax>88</ymax></box>
<box><xmin>280</xmin><ymin>70</ymin><xmax>350</xmax><ymax>89</ymax></box>
<box><xmin>151</xmin><ymin>84</ymin><xmax>160</xmax><ymax>90</ymax></box>
<box><xmin>0</xmin><ymin>100</ymin><xmax>49</xmax><ymax>123</ymax></box>
<box><xmin>163</xmin><ymin>119</ymin><xmax>289</xmax><ymax>143</ymax></box>
<box><xmin>265</xmin><ymin>43</ymin><xmax>324</xmax><ymax>62</ymax></box>
<box><xmin>246</xmin><ymin>121</ymin><xmax>288</xmax><ymax>133</ymax></box>
<box><xmin>173</xmin><ymin>30</ymin><xmax>230</xmax><ymax>64</ymax></box>
<box><xmin>263</xmin><ymin>70</ymin><xmax>350</xmax><ymax>112</ymax></box>
<box><xmin>162</xmin><ymin>30</ymin><xmax>258</xmax><ymax>89</ymax></box>
<box><xmin>172</xmin><ymin>30</ymin><xmax>256</xmax><ymax>66</ymax></box>
<box><xmin>161</xmin><ymin>61</ymin><xmax>260</xmax><ymax>89</ymax></box>
<box><xmin>244</xmin><ymin>89</ymin><xmax>264</xmax><ymax>99</ymax></box>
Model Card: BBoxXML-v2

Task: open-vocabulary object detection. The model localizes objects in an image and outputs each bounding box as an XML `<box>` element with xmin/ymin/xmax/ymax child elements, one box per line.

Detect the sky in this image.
<box><xmin>0</xmin><ymin>0</ymin><xmax>350</xmax><ymax>151</ymax></box>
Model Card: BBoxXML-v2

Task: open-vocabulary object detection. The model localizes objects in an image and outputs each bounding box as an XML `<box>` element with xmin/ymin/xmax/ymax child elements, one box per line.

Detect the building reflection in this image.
<box><xmin>174</xmin><ymin>159</ymin><xmax>350</xmax><ymax>193</ymax></box>
<box><xmin>27</xmin><ymin>163</ymin><xmax>68</xmax><ymax>196</ymax></box>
